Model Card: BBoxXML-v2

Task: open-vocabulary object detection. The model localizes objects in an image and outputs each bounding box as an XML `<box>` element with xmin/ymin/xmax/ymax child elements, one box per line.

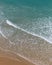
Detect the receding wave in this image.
<box><xmin>0</xmin><ymin>30</ymin><xmax>7</xmax><ymax>39</ymax></box>
<box><xmin>6</xmin><ymin>20</ymin><xmax>17</xmax><ymax>28</ymax></box>
<box><xmin>0</xmin><ymin>19</ymin><xmax>52</xmax><ymax>65</ymax></box>
<box><xmin>5</xmin><ymin>20</ymin><xmax>52</xmax><ymax>44</ymax></box>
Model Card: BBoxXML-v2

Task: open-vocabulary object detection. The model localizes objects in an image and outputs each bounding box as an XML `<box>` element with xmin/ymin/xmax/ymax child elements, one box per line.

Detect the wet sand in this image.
<box><xmin>0</xmin><ymin>34</ymin><xmax>35</xmax><ymax>65</ymax></box>
<box><xmin>0</xmin><ymin>49</ymin><xmax>35</xmax><ymax>65</ymax></box>
<box><xmin>0</xmin><ymin>28</ymin><xmax>52</xmax><ymax>65</ymax></box>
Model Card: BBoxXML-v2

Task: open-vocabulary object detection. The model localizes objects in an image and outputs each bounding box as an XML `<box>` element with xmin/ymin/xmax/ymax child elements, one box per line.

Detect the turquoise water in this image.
<box><xmin>0</xmin><ymin>0</ymin><xmax>52</xmax><ymax>43</ymax></box>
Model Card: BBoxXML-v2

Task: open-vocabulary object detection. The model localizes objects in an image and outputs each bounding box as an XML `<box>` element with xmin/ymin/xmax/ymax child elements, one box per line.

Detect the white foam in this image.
<box><xmin>17</xmin><ymin>29</ymin><xmax>52</xmax><ymax>44</ymax></box>
<box><xmin>6</xmin><ymin>20</ymin><xmax>17</xmax><ymax>28</ymax></box>
<box><xmin>0</xmin><ymin>30</ymin><xmax>7</xmax><ymax>39</ymax></box>
<box><xmin>0</xmin><ymin>30</ymin><xmax>14</xmax><ymax>45</ymax></box>
<box><xmin>21</xmin><ymin>30</ymin><xmax>52</xmax><ymax>44</ymax></box>
<box><xmin>6</xmin><ymin>20</ymin><xmax>52</xmax><ymax>44</ymax></box>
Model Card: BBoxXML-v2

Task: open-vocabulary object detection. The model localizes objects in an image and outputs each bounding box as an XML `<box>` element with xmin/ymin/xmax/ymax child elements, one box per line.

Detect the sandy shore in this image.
<box><xmin>0</xmin><ymin>34</ymin><xmax>35</xmax><ymax>65</ymax></box>
<box><xmin>0</xmin><ymin>28</ymin><xmax>52</xmax><ymax>65</ymax></box>
<box><xmin>0</xmin><ymin>49</ymin><xmax>35</xmax><ymax>65</ymax></box>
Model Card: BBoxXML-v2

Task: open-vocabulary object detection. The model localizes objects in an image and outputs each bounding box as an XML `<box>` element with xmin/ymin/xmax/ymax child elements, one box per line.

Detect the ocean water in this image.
<box><xmin>0</xmin><ymin>0</ymin><xmax>52</xmax><ymax>43</ymax></box>
<box><xmin>0</xmin><ymin>0</ymin><xmax>52</xmax><ymax>65</ymax></box>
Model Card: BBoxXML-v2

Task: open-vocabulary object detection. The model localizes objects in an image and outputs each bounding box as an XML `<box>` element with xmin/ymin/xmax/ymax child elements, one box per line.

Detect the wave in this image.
<box><xmin>0</xmin><ymin>30</ymin><xmax>7</xmax><ymax>39</ymax></box>
<box><xmin>0</xmin><ymin>30</ymin><xmax>14</xmax><ymax>44</ymax></box>
<box><xmin>5</xmin><ymin>20</ymin><xmax>52</xmax><ymax>44</ymax></box>
<box><xmin>6</xmin><ymin>20</ymin><xmax>17</xmax><ymax>28</ymax></box>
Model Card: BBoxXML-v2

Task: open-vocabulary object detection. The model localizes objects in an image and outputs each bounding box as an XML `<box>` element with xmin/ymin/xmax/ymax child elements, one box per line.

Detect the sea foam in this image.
<box><xmin>0</xmin><ymin>30</ymin><xmax>7</xmax><ymax>39</ymax></box>
<box><xmin>5</xmin><ymin>20</ymin><xmax>52</xmax><ymax>44</ymax></box>
<box><xmin>6</xmin><ymin>20</ymin><xmax>17</xmax><ymax>28</ymax></box>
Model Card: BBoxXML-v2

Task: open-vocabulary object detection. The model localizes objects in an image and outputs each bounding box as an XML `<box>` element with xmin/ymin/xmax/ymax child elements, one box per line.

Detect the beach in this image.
<box><xmin>0</xmin><ymin>28</ymin><xmax>52</xmax><ymax>65</ymax></box>
<box><xmin>0</xmin><ymin>34</ymin><xmax>35</xmax><ymax>65</ymax></box>
<box><xmin>0</xmin><ymin>0</ymin><xmax>52</xmax><ymax>65</ymax></box>
<box><xmin>0</xmin><ymin>49</ymin><xmax>35</xmax><ymax>65</ymax></box>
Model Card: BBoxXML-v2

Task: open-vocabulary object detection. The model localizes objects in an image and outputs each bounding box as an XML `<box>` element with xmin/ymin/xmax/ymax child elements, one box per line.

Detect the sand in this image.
<box><xmin>0</xmin><ymin>34</ymin><xmax>35</xmax><ymax>65</ymax></box>
<box><xmin>0</xmin><ymin>49</ymin><xmax>35</xmax><ymax>65</ymax></box>
<box><xmin>0</xmin><ymin>28</ymin><xmax>52</xmax><ymax>65</ymax></box>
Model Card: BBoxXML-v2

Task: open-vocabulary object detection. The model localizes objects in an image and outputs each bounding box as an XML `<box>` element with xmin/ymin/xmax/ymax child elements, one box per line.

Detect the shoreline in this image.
<box><xmin>0</xmin><ymin>48</ymin><xmax>35</xmax><ymax>65</ymax></box>
<box><xmin>0</xmin><ymin>29</ymin><xmax>52</xmax><ymax>65</ymax></box>
<box><xmin>0</xmin><ymin>34</ymin><xmax>35</xmax><ymax>65</ymax></box>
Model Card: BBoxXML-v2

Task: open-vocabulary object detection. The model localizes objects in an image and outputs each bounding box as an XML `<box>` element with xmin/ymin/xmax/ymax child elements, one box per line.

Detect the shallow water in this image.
<box><xmin>0</xmin><ymin>0</ymin><xmax>52</xmax><ymax>65</ymax></box>
<box><xmin>0</xmin><ymin>24</ymin><xmax>52</xmax><ymax>65</ymax></box>
<box><xmin>0</xmin><ymin>0</ymin><xmax>52</xmax><ymax>43</ymax></box>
